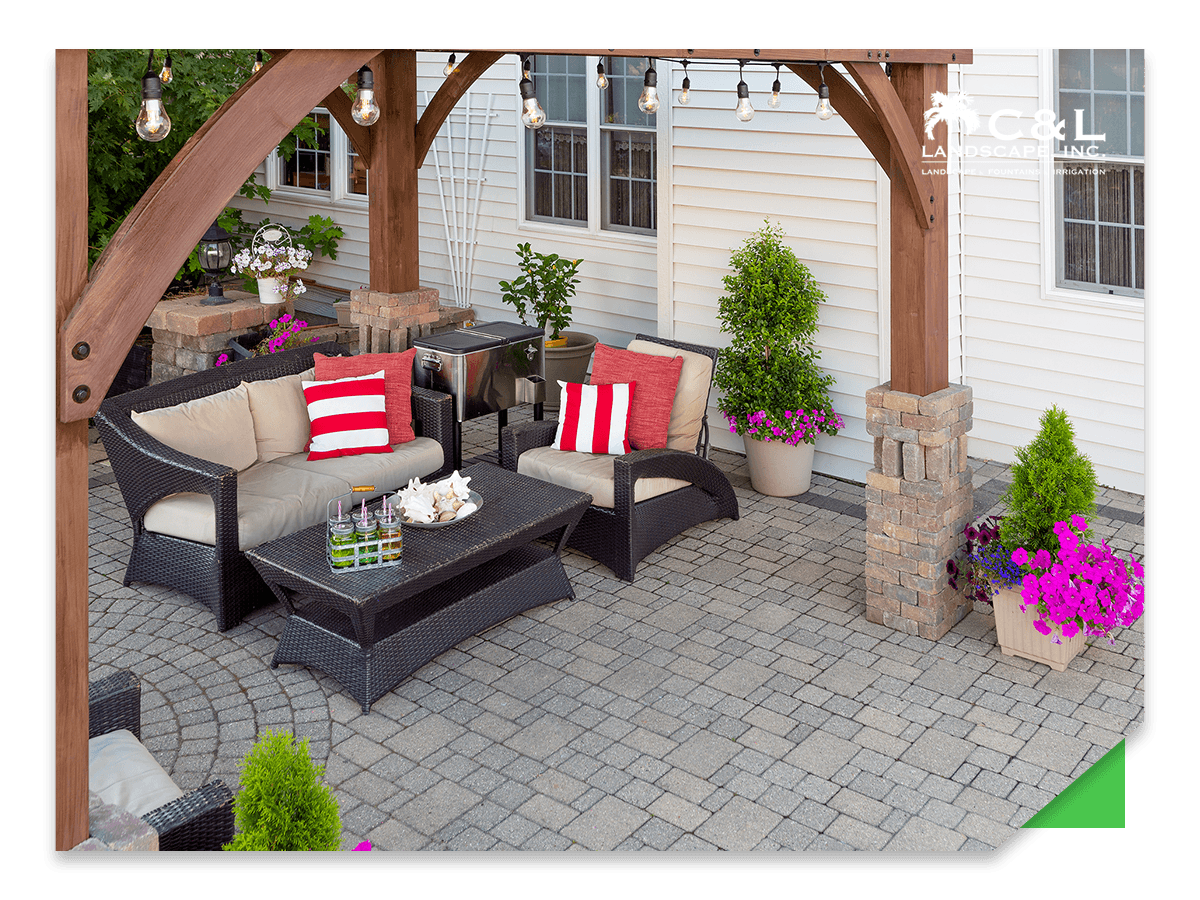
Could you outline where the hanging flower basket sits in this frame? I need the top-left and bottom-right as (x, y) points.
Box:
(231, 223), (312, 305)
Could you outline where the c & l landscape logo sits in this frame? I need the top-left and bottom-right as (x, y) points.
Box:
(920, 91), (1107, 175)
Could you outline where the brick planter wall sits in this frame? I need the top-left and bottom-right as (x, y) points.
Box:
(350, 287), (474, 353)
(864, 381), (974, 640)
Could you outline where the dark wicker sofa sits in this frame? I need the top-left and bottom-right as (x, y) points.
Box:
(89, 670), (235, 850)
(500, 334), (738, 581)
(95, 343), (455, 631)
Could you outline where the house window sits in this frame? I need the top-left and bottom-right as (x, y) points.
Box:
(1054, 50), (1144, 298)
(525, 55), (657, 235)
(279, 111), (331, 192)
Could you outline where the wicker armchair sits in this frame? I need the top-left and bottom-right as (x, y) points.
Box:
(89, 670), (234, 850)
(500, 334), (738, 581)
(95, 343), (456, 631)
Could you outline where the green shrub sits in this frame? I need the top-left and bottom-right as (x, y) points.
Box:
(713, 221), (842, 444)
(998, 406), (1099, 556)
(223, 729), (342, 851)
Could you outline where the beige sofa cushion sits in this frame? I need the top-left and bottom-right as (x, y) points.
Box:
(132, 383), (258, 472)
(90, 729), (184, 819)
(142, 437), (444, 550)
(243, 367), (315, 462)
(517, 445), (689, 509)
(625, 340), (713, 453)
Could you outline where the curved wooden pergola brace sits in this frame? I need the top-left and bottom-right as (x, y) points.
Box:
(323, 82), (375, 168)
(845, 61), (937, 230)
(415, 51), (506, 166)
(785, 63), (891, 171)
(60, 49), (383, 423)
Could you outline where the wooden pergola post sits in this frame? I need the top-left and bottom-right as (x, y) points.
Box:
(55, 47), (90, 851)
(367, 50), (420, 293)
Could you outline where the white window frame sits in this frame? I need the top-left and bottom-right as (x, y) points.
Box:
(266, 107), (370, 207)
(515, 56), (667, 247)
(1037, 49), (1144, 311)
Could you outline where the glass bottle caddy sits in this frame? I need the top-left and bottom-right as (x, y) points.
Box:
(326, 486), (403, 572)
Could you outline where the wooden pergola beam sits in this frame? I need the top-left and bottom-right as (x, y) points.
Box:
(786, 63), (891, 171)
(60, 49), (382, 424)
(481, 49), (970, 65)
(322, 83), (374, 168)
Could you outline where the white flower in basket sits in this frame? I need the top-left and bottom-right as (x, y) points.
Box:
(231, 223), (313, 304)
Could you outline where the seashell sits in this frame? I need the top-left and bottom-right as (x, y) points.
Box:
(437, 510), (456, 522)
(455, 502), (478, 518)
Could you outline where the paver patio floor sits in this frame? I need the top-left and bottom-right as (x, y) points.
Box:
(85, 407), (1144, 851)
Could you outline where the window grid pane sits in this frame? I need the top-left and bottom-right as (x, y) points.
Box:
(1058, 161), (1143, 295)
(529, 126), (587, 226)
(603, 129), (656, 233)
(1057, 49), (1143, 156)
(280, 112), (331, 191)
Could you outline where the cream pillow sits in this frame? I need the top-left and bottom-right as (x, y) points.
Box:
(243, 369), (314, 462)
(625, 340), (713, 453)
(132, 383), (258, 472)
(89, 729), (184, 819)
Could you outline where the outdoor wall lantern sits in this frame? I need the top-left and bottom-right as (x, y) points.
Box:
(135, 52), (172, 142)
(197, 220), (234, 305)
(351, 65), (381, 126)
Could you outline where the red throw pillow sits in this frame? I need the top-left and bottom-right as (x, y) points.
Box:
(552, 381), (634, 455)
(314, 348), (417, 445)
(590, 343), (684, 450)
(302, 371), (393, 461)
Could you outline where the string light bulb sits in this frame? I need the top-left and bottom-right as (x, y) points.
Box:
(768, 64), (782, 109)
(135, 52), (171, 142)
(518, 60), (546, 129)
(350, 65), (381, 126)
(638, 59), (660, 114)
(815, 62), (834, 121)
(443, 53), (457, 77)
(596, 61), (608, 90)
(735, 63), (754, 122)
(678, 60), (691, 105)
(252, 50), (264, 74)
(159, 52), (173, 86)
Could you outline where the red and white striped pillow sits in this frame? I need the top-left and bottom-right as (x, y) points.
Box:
(551, 381), (635, 455)
(302, 370), (393, 461)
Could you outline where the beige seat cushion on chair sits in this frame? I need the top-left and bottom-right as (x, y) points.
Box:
(131, 383), (259, 472)
(517, 445), (690, 509)
(625, 340), (713, 453)
(90, 729), (184, 819)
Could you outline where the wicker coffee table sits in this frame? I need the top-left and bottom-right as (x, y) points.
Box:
(245, 463), (591, 713)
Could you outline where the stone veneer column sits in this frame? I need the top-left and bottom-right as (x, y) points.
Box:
(350, 286), (447, 353)
(864, 381), (974, 639)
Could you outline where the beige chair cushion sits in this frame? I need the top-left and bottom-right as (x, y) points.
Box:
(625, 340), (713, 453)
(517, 445), (689, 509)
(142, 437), (444, 550)
(89, 729), (184, 819)
(243, 368), (315, 462)
(132, 383), (258, 472)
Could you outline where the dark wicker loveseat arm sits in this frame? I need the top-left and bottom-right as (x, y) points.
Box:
(88, 670), (235, 850)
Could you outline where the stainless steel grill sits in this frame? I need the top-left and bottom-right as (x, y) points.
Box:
(413, 321), (546, 468)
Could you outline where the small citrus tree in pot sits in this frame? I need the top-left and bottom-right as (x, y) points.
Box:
(714, 221), (844, 496)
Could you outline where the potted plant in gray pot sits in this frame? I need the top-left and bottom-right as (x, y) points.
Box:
(499, 242), (595, 409)
(714, 221), (844, 496)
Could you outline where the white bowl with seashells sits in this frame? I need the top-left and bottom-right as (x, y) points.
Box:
(391, 471), (483, 528)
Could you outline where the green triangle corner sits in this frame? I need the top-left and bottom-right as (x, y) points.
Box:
(1022, 739), (1125, 828)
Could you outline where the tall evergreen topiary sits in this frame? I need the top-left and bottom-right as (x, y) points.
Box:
(998, 406), (1098, 556)
(223, 729), (342, 851)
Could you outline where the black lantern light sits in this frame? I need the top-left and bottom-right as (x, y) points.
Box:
(197, 220), (234, 305)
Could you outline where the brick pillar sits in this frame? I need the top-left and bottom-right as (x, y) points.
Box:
(146, 290), (287, 382)
(864, 381), (974, 639)
(349, 286), (443, 353)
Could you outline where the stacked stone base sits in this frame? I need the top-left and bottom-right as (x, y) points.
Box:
(147, 289), (286, 383)
(864, 381), (974, 640)
(71, 791), (158, 851)
(349, 287), (474, 353)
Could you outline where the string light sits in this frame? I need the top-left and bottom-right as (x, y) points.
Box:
(596, 61), (608, 90)
(518, 56), (546, 129)
(815, 62), (834, 121)
(159, 52), (173, 86)
(252, 50), (264, 74)
(638, 59), (660, 114)
(351, 65), (380, 126)
(678, 60), (690, 105)
(735, 62), (754, 122)
(135, 51), (171, 142)
(443, 53), (457, 77)
(768, 64), (782, 109)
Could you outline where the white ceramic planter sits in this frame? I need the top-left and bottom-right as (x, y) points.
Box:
(992, 587), (1086, 672)
(742, 435), (816, 497)
(256, 277), (284, 305)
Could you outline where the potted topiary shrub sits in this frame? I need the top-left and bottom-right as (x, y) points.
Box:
(499, 242), (594, 410)
(223, 729), (343, 851)
(713, 221), (844, 496)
